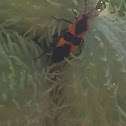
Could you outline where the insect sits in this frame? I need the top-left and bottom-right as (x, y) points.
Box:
(34, 0), (103, 63)
(51, 11), (89, 63)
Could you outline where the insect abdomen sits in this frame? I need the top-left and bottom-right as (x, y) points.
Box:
(52, 44), (71, 63)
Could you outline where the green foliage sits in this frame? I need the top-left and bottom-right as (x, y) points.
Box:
(63, 11), (126, 125)
(0, 27), (51, 124)
(110, 0), (126, 16)
(0, 0), (126, 126)
(98, 0), (126, 16)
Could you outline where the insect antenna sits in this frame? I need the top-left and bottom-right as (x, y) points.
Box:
(84, 0), (87, 12)
(83, 0), (96, 15)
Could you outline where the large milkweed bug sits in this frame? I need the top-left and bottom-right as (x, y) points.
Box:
(51, 11), (89, 63)
(34, 0), (104, 64)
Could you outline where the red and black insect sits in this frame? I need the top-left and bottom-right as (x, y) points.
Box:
(34, 12), (89, 63)
(34, 0), (102, 63)
(51, 12), (89, 63)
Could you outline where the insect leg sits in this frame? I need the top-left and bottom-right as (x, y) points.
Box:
(62, 44), (83, 67)
(34, 52), (46, 60)
(81, 38), (84, 44)
(77, 44), (82, 55)
(71, 9), (80, 19)
(51, 16), (73, 24)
